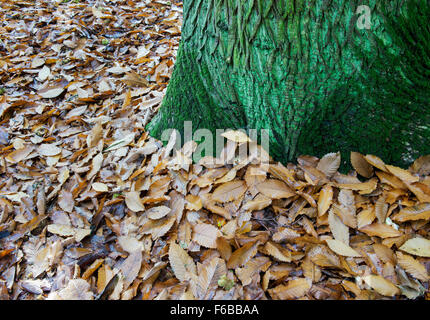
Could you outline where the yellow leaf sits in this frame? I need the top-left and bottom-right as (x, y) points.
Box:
(363, 275), (399, 297)
(5, 146), (34, 163)
(357, 208), (375, 229)
(326, 239), (361, 257)
(392, 203), (430, 222)
(385, 165), (419, 183)
(337, 178), (378, 193)
(359, 223), (403, 238)
(400, 237), (430, 257)
(242, 194), (272, 211)
(318, 184), (333, 216)
(185, 194), (203, 211)
(375, 171), (406, 189)
(364, 154), (387, 172)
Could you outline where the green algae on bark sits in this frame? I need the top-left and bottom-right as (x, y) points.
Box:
(148, 0), (430, 169)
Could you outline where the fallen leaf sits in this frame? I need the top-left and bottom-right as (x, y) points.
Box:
(212, 180), (247, 203)
(125, 191), (145, 212)
(363, 275), (399, 297)
(39, 86), (64, 99)
(227, 241), (258, 269)
(256, 179), (295, 199)
(400, 238), (430, 257)
(146, 206), (171, 219)
(317, 152), (340, 177)
(351, 152), (373, 178)
(92, 182), (108, 192)
(192, 223), (222, 249)
(221, 130), (251, 143)
(328, 210), (349, 245)
(38, 144), (62, 157)
(326, 239), (360, 257)
(168, 242), (196, 282)
(269, 278), (312, 299)
(396, 251), (429, 282)
(318, 184), (333, 216)
(359, 223), (403, 238)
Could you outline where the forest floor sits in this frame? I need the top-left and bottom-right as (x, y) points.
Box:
(0, 0), (429, 300)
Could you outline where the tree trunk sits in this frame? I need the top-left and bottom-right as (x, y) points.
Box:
(147, 0), (430, 168)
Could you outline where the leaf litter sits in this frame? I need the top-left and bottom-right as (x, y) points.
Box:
(0, 0), (429, 301)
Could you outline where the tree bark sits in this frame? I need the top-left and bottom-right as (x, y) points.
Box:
(148, 0), (430, 167)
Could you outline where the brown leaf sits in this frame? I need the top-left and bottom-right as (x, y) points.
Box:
(256, 179), (295, 199)
(396, 251), (429, 282)
(192, 223), (222, 249)
(328, 210), (349, 245)
(120, 251), (142, 289)
(326, 239), (361, 257)
(392, 203), (430, 222)
(375, 195), (388, 224)
(236, 257), (271, 286)
(241, 194), (272, 211)
(317, 152), (340, 177)
(146, 206), (171, 219)
(212, 180), (247, 203)
(168, 242), (196, 282)
(318, 184), (333, 216)
(58, 190), (74, 213)
(262, 241), (292, 262)
(140, 215), (176, 239)
(351, 152), (373, 178)
(269, 278), (312, 299)
(227, 241), (259, 269)
(47, 279), (93, 300)
(359, 223), (403, 238)
(190, 257), (225, 299)
(364, 154), (387, 172)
